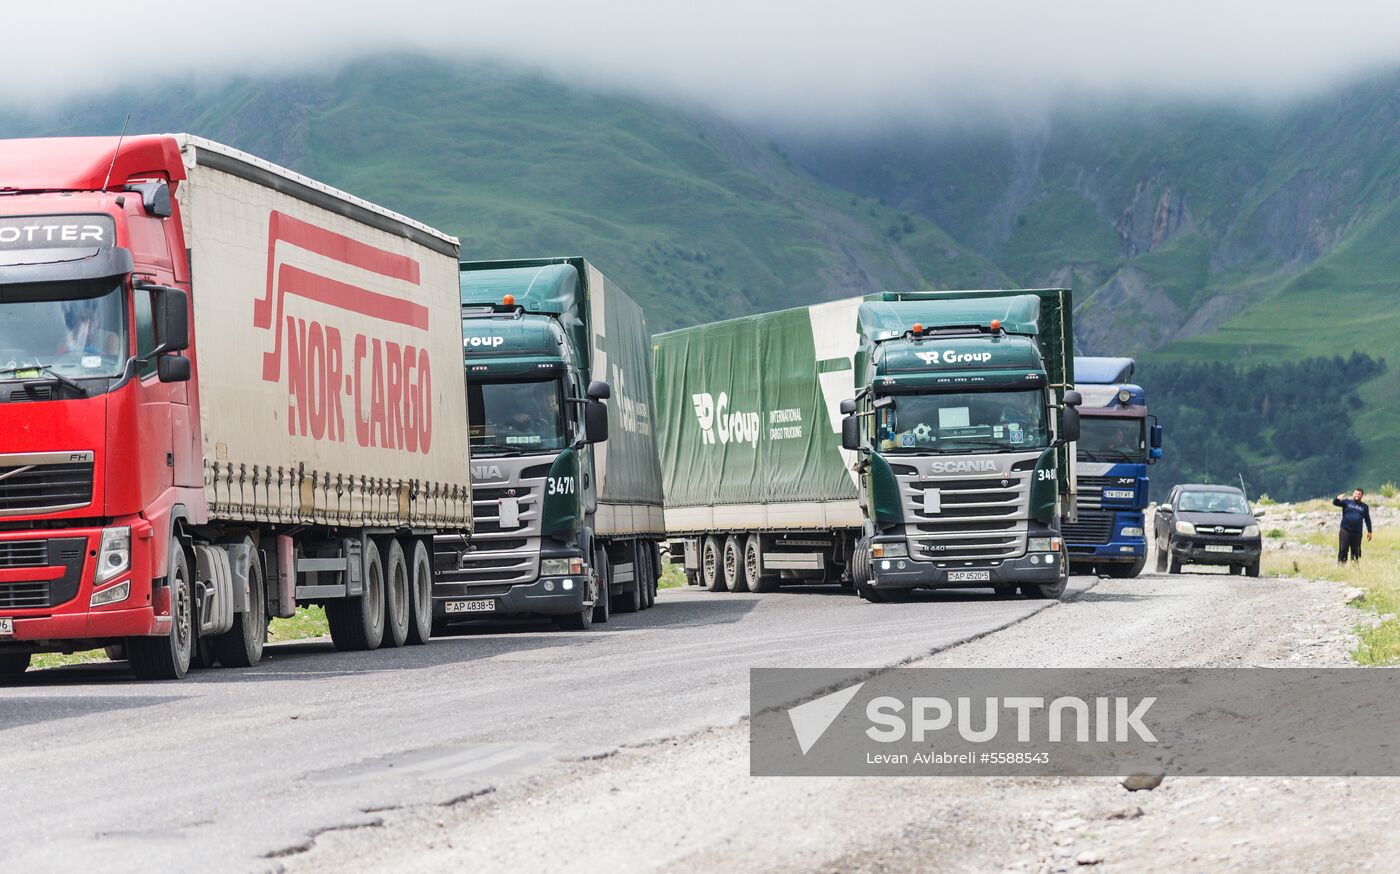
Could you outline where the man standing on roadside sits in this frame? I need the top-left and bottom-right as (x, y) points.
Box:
(1334, 488), (1373, 564)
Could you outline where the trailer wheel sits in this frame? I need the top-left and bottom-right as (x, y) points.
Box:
(129, 542), (194, 680)
(701, 536), (724, 592)
(326, 542), (385, 651)
(212, 549), (268, 668)
(379, 538), (410, 649)
(639, 544), (655, 609)
(745, 536), (778, 593)
(405, 539), (434, 645)
(0, 653), (30, 677)
(722, 535), (747, 592)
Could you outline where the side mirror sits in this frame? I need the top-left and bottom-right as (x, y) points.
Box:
(1253, 508), (1265, 518)
(1158, 505), (1174, 516)
(1062, 389), (1083, 407)
(839, 398), (856, 415)
(584, 399), (609, 444)
(1060, 406), (1080, 443)
(154, 287), (190, 353)
(586, 380), (611, 401)
(841, 415), (860, 451)
(1150, 424), (1163, 449)
(157, 355), (191, 383)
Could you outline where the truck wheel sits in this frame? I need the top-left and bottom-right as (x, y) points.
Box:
(326, 542), (385, 651)
(852, 539), (887, 603)
(701, 536), (724, 592)
(129, 542), (195, 680)
(405, 539), (434, 645)
(1103, 556), (1147, 579)
(614, 545), (643, 614)
(379, 538), (410, 649)
(212, 550), (268, 668)
(723, 535), (747, 592)
(0, 653), (30, 677)
(684, 569), (699, 587)
(744, 536), (778, 593)
(1021, 578), (1067, 599)
(639, 545), (655, 609)
(1245, 561), (1261, 578)
(591, 551), (611, 624)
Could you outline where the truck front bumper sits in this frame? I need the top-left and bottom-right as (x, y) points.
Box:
(867, 550), (1065, 590)
(433, 573), (591, 619)
(1069, 539), (1146, 564)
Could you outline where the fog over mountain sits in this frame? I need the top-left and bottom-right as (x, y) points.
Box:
(7, 1), (1400, 126)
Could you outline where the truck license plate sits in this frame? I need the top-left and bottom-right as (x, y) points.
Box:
(948, 570), (990, 582)
(445, 599), (496, 614)
(0, 617), (12, 637)
(1205, 544), (1234, 554)
(1103, 489), (1134, 499)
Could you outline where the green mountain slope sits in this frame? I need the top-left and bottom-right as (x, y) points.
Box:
(0, 56), (1003, 331)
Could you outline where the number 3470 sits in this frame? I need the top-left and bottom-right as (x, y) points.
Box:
(547, 477), (576, 495)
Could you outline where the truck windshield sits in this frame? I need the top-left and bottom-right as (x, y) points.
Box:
(0, 279), (127, 378)
(468, 379), (567, 455)
(876, 388), (1048, 453)
(1076, 417), (1146, 462)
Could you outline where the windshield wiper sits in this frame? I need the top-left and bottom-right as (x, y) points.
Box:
(470, 442), (525, 456)
(0, 363), (86, 396)
(938, 440), (1022, 453)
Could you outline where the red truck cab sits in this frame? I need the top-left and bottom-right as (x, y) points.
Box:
(0, 136), (201, 675)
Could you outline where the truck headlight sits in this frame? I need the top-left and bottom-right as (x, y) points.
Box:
(1243, 524), (1260, 538)
(90, 580), (130, 607)
(541, 557), (584, 576)
(95, 526), (131, 584)
(1121, 527), (1144, 538)
(871, 542), (908, 558)
(1028, 537), (1061, 552)
(1175, 520), (1196, 536)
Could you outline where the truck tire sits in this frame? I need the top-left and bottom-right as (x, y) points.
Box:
(0, 653), (30, 677)
(405, 539), (434, 645)
(701, 536), (724, 592)
(852, 539), (889, 603)
(723, 535), (747, 592)
(104, 644), (127, 662)
(593, 551), (612, 623)
(744, 536), (779, 593)
(326, 542), (385, 651)
(1103, 556), (1147, 579)
(640, 545), (656, 609)
(129, 542), (195, 680)
(560, 552), (606, 631)
(379, 538), (410, 649)
(1021, 558), (1068, 599)
(212, 550), (268, 668)
(614, 544), (643, 614)
(684, 569), (699, 587)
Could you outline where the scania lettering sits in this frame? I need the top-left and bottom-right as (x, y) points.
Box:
(434, 258), (665, 630)
(654, 289), (1078, 600)
(0, 134), (472, 679)
(1063, 357), (1163, 578)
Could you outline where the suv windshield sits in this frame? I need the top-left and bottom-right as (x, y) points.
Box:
(1178, 491), (1249, 514)
(876, 388), (1049, 453)
(0, 278), (127, 378)
(468, 379), (567, 454)
(1077, 417), (1146, 462)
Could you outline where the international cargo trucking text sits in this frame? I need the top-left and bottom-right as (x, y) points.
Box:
(654, 289), (1081, 601)
(1064, 356), (1163, 578)
(0, 134), (472, 679)
(433, 259), (664, 630)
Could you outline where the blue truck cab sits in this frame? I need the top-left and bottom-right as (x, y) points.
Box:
(1064, 357), (1163, 578)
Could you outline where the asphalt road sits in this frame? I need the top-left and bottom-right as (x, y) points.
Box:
(0, 577), (1094, 873)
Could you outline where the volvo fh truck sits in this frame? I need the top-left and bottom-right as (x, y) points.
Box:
(1064, 356), (1162, 578)
(0, 134), (472, 679)
(654, 289), (1079, 602)
(433, 259), (665, 631)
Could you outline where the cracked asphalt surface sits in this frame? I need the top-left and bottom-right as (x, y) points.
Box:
(0, 578), (1094, 872)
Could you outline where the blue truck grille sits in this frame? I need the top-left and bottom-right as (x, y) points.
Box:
(1063, 510), (1115, 546)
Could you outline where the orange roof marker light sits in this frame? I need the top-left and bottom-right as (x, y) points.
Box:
(990, 319), (1002, 331)
(503, 294), (515, 307)
(912, 323), (923, 334)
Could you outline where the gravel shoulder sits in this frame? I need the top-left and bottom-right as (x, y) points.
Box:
(291, 570), (1383, 873)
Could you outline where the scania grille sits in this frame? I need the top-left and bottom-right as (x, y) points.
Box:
(898, 468), (1030, 560)
(1063, 510), (1115, 546)
(0, 459), (94, 515)
(439, 461), (548, 586)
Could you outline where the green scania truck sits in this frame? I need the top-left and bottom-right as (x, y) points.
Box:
(432, 259), (665, 630)
(653, 289), (1080, 601)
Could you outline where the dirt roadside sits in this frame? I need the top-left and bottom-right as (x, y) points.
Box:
(286, 572), (1389, 874)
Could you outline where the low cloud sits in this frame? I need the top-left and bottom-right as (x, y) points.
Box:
(7, 1), (1400, 124)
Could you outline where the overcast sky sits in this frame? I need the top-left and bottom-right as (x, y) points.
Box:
(8, 1), (1400, 124)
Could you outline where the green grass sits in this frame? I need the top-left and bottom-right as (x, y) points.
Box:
(1263, 502), (1400, 664)
(659, 562), (688, 589)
